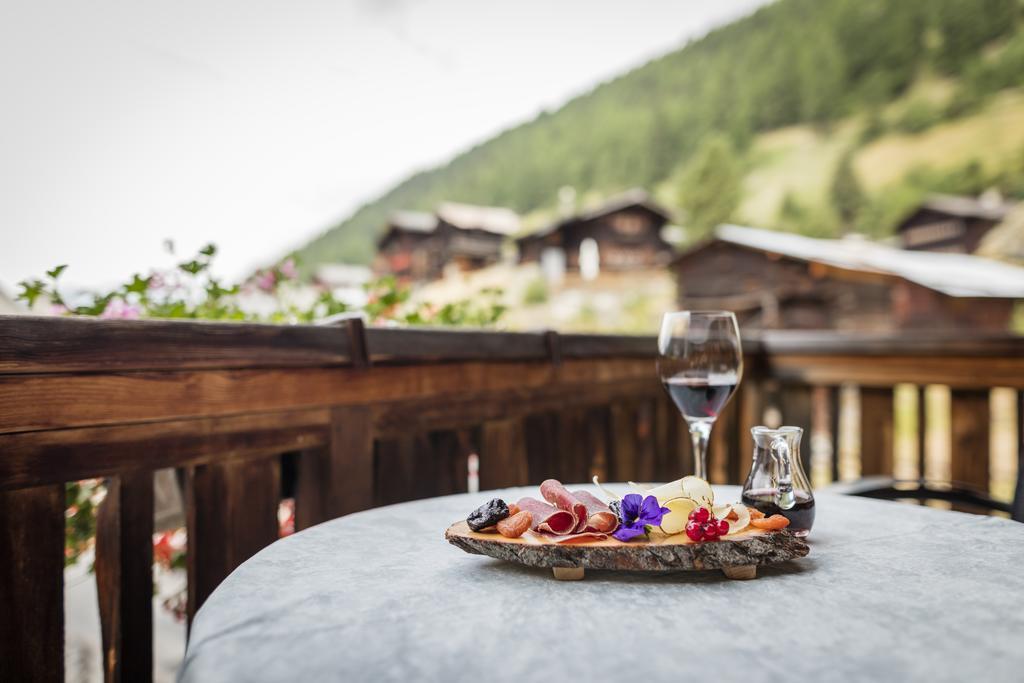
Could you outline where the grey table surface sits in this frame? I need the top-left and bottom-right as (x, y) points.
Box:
(180, 485), (1024, 683)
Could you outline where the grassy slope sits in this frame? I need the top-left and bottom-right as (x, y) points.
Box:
(722, 86), (1024, 229)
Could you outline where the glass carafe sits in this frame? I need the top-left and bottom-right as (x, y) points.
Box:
(741, 426), (815, 537)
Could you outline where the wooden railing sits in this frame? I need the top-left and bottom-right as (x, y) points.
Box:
(0, 316), (1021, 682)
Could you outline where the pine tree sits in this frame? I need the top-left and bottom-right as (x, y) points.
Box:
(831, 151), (866, 234)
(677, 136), (743, 238)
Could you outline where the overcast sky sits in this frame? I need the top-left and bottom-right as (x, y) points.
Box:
(0, 0), (769, 294)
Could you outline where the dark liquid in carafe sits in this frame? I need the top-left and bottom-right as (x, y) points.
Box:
(741, 489), (815, 534)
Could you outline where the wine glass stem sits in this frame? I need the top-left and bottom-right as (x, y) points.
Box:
(689, 421), (713, 480)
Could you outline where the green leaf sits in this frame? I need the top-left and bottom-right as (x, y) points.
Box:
(46, 265), (68, 280)
(199, 243), (217, 257)
(16, 279), (47, 307)
(124, 273), (152, 295)
(178, 259), (205, 275)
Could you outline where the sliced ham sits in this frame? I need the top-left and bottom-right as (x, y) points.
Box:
(516, 497), (576, 535)
(551, 532), (608, 544)
(540, 479), (589, 533)
(572, 490), (619, 533)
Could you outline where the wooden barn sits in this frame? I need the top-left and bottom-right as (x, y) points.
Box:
(671, 224), (1024, 332)
(375, 210), (438, 281)
(375, 203), (519, 281)
(517, 189), (675, 273)
(896, 192), (1016, 254)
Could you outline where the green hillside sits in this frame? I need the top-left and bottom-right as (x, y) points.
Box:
(296, 0), (1024, 268)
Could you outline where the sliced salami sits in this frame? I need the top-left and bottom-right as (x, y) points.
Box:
(540, 479), (589, 533)
(572, 490), (619, 533)
(516, 497), (576, 535)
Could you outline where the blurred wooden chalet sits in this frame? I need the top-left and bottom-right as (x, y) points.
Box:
(517, 189), (675, 274)
(375, 210), (438, 281)
(897, 192), (1016, 254)
(375, 203), (519, 281)
(671, 224), (1024, 331)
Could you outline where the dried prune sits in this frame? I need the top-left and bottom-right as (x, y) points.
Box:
(467, 498), (510, 531)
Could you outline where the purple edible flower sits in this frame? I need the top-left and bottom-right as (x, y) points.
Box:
(612, 493), (671, 542)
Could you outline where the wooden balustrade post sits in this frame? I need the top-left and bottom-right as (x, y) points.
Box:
(523, 413), (560, 483)
(297, 405), (375, 527)
(708, 392), (739, 484)
(0, 484), (64, 683)
(829, 386), (842, 483)
(95, 470), (154, 683)
(917, 386), (928, 482)
(950, 389), (991, 493)
(1014, 391), (1023, 522)
(859, 387), (894, 478)
(479, 419), (529, 489)
(609, 402), (639, 483)
(186, 456), (281, 626)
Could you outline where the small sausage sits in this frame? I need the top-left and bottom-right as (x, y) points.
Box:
(750, 514), (790, 530)
(507, 503), (520, 516)
(748, 507), (766, 520)
(497, 511), (533, 538)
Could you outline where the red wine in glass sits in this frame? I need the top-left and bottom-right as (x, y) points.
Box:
(657, 311), (743, 481)
(663, 374), (739, 422)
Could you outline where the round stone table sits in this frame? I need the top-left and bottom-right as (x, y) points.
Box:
(180, 485), (1024, 683)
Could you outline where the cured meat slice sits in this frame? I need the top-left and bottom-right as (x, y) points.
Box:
(551, 532), (607, 544)
(572, 490), (619, 533)
(540, 479), (588, 533)
(516, 497), (576, 535)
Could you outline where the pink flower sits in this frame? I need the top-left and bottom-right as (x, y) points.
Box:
(279, 259), (297, 280)
(255, 270), (276, 293)
(50, 303), (68, 316)
(148, 271), (166, 291)
(100, 299), (141, 319)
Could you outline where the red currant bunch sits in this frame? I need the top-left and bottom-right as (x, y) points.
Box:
(684, 506), (729, 542)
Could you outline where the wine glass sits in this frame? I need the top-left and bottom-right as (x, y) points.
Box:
(657, 311), (743, 481)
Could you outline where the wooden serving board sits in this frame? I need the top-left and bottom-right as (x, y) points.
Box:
(445, 521), (809, 580)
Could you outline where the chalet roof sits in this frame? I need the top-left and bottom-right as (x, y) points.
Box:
(708, 224), (1024, 299)
(436, 202), (520, 236)
(898, 192), (1016, 228)
(519, 188), (672, 241)
(388, 210), (437, 233)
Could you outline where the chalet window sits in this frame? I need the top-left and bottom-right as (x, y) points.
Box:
(610, 213), (645, 235)
(903, 219), (964, 247)
(580, 238), (600, 280)
(541, 247), (566, 286)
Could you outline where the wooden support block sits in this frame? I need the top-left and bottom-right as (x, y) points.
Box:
(0, 484), (64, 683)
(552, 566), (585, 581)
(722, 565), (757, 580)
(95, 471), (154, 683)
(950, 389), (990, 492)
